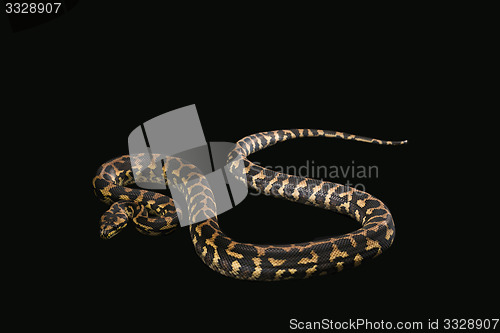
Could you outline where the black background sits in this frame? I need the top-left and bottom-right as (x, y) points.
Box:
(2, 3), (498, 331)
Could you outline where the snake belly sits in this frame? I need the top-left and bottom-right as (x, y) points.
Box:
(93, 129), (406, 281)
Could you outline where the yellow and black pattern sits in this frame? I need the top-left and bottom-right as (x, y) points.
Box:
(92, 154), (182, 239)
(92, 129), (406, 281)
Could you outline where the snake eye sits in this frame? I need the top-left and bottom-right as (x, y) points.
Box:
(99, 228), (115, 240)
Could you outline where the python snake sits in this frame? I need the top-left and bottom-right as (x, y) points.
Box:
(92, 129), (406, 281)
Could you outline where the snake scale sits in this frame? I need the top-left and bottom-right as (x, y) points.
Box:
(92, 129), (406, 281)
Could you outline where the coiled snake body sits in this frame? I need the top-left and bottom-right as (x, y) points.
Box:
(93, 129), (406, 281)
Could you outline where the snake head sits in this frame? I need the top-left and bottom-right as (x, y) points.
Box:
(99, 203), (129, 239)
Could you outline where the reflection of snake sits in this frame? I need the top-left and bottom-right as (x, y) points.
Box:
(93, 129), (406, 281)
